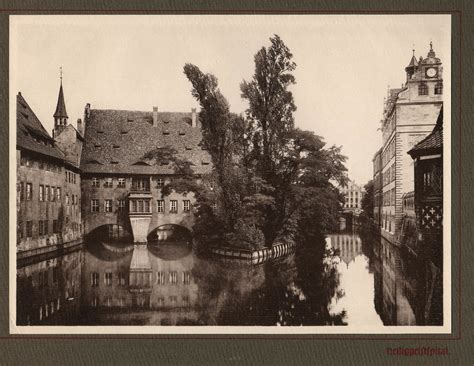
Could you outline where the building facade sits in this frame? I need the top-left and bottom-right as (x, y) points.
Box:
(79, 105), (211, 243)
(373, 43), (443, 243)
(373, 148), (383, 226)
(408, 107), (443, 267)
(341, 180), (364, 212)
(16, 86), (83, 256)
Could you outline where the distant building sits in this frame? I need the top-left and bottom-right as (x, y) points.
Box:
(79, 105), (211, 243)
(16, 81), (82, 255)
(341, 180), (364, 212)
(372, 148), (383, 226)
(373, 43), (443, 243)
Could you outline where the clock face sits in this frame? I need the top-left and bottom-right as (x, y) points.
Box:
(426, 67), (437, 78)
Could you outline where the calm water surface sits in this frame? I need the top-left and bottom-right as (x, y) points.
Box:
(17, 226), (443, 326)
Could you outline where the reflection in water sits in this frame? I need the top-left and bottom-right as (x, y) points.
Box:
(16, 226), (442, 326)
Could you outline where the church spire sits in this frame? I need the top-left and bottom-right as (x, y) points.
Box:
(405, 48), (418, 82)
(53, 67), (68, 138)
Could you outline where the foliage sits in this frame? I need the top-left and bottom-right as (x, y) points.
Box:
(177, 35), (348, 250)
(361, 180), (374, 218)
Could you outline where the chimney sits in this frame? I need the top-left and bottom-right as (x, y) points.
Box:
(191, 108), (197, 128)
(153, 106), (158, 127)
(77, 118), (83, 135)
(84, 103), (91, 119)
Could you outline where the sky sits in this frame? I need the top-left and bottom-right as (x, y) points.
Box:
(10, 15), (450, 185)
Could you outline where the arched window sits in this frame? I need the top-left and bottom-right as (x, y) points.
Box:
(434, 81), (443, 95)
(418, 83), (428, 95)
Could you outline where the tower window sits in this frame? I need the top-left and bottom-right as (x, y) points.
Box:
(418, 83), (428, 96)
(434, 81), (443, 95)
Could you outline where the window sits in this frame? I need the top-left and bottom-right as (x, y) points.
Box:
(26, 183), (32, 200)
(26, 221), (33, 237)
(19, 182), (24, 201)
(45, 185), (50, 201)
(104, 178), (113, 188)
(144, 200), (150, 213)
(92, 178), (100, 187)
(117, 178), (126, 188)
(91, 272), (99, 287)
(38, 220), (44, 236)
(39, 185), (44, 201)
(118, 272), (126, 286)
(182, 296), (190, 307)
(418, 83), (428, 95)
(183, 271), (191, 285)
(73, 173), (76, 184)
(434, 81), (443, 95)
(104, 199), (113, 213)
(157, 178), (164, 188)
(53, 220), (59, 234)
(65, 171), (68, 182)
(50, 186), (55, 202)
(56, 187), (61, 201)
(118, 200), (126, 212)
(105, 272), (113, 286)
(130, 200), (136, 212)
(169, 271), (178, 285)
(156, 271), (166, 285)
(157, 200), (165, 213)
(132, 177), (150, 191)
(157, 297), (165, 307)
(183, 200), (191, 213)
(170, 200), (178, 213)
(91, 199), (99, 212)
(169, 296), (177, 307)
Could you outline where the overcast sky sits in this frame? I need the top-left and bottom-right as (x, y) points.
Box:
(11, 15), (450, 185)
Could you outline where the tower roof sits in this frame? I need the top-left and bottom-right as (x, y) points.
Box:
(406, 54), (418, 68)
(421, 41), (441, 65)
(53, 83), (68, 118)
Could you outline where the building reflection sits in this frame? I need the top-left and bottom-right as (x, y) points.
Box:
(372, 235), (442, 325)
(81, 241), (198, 325)
(16, 250), (82, 325)
(327, 232), (362, 268)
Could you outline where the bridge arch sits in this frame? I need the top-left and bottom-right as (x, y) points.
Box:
(147, 224), (192, 244)
(86, 224), (133, 243)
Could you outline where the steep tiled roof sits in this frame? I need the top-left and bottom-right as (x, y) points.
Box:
(53, 84), (68, 118)
(17, 92), (66, 161)
(409, 107), (443, 157)
(80, 108), (212, 175)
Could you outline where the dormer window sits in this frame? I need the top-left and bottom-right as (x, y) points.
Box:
(94, 144), (102, 149)
(97, 130), (104, 134)
(121, 131), (128, 134)
(434, 81), (443, 95)
(418, 83), (428, 96)
(179, 131), (186, 136)
(127, 117), (133, 122)
(163, 131), (170, 136)
(111, 161), (119, 164)
(113, 145), (120, 149)
(185, 146), (193, 150)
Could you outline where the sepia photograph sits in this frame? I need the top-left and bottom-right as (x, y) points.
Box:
(9, 14), (451, 334)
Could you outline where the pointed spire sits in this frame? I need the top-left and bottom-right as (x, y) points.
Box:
(406, 48), (418, 68)
(54, 67), (68, 119)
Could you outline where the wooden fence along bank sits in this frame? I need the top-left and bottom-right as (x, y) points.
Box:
(209, 242), (296, 265)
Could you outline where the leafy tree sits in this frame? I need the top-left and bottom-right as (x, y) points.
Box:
(361, 180), (374, 218)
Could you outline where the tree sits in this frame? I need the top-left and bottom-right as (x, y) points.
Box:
(180, 35), (348, 250)
(361, 180), (374, 218)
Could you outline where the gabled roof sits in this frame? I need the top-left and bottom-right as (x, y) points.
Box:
(53, 84), (68, 118)
(17, 92), (66, 161)
(80, 108), (212, 175)
(408, 106), (443, 158)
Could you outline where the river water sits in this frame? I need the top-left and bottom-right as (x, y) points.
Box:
(16, 226), (443, 326)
